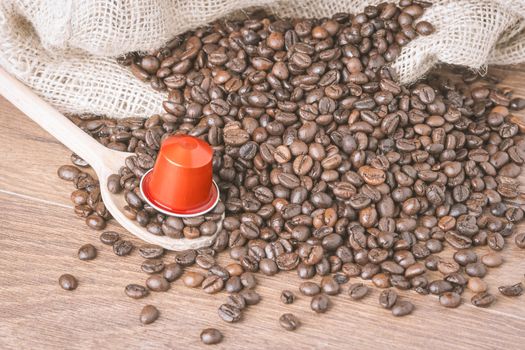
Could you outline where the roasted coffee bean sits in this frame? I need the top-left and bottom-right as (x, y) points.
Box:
(321, 276), (340, 295)
(281, 290), (295, 304)
(175, 250), (197, 266)
(140, 305), (159, 325)
(300, 281), (321, 296)
(218, 304), (241, 323)
(183, 272), (205, 288)
(78, 244), (97, 261)
(113, 240), (133, 256)
(467, 277), (487, 293)
(125, 284), (149, 299)
(139, 245), (164, 259)
(465, 262), (487, 278)
(240, 272), (257, 289)
(348, 283), (369, 300)
(392, 300), (414, 316)
(202, 275), (224, 294)
(86, 214), (106, 230)
(141, 259), (165, 274)
(58, 274), (78, 291)
(498, 283), (523, 297)
(279, 313), (300, 331)
(310, 294), (330, 313)
(163, 263), (183, 282)
(200, 328), (223, 345)
(100, 231), (119, 245)
(227, 293), (246, 310)
(481, 253), (503, 267)
(515, 232), (525, 249)
(240, 289), (261, 305)
(439, 292), (461, 308)
(471, 292), (495, 307)
(379, 289), (398, 309)
(146, 275), (170, 292)
(57, 165), (80, 181)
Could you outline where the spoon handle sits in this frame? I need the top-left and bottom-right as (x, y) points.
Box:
(0, 68), (109, 171)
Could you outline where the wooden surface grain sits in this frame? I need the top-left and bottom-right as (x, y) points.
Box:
(1, 65), (525, 350)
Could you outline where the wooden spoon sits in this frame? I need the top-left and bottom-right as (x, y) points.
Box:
(0, 68), (221, 250)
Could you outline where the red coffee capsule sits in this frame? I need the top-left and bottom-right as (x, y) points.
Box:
(140, 135), (219, 217)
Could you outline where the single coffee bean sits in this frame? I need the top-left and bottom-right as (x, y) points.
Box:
(471, 292), (495, 307)
(348, 283), (369, 300)
(140, 305), (159, 325)
(146, 275), (170, 292)
(202, 275), (224, 294)
(240, 272), (257, 289)
(391, 300), (414, 316)
(163, 263), (183, 282)
(321, 276), (340, 295)
(281, 290), (295, 304)
(498, 283), (523, 297)
(125, 284), (149, 299)
(182, 272), (205, 288)
(467, 277), (488, 293)
(57, 165), (80, 181)
(481, 253), (503, 267)
(113, 240), (133, 256)
(58, 274), (78, 291)
(310, 294), (330, 313)
(218, 304), (241, 323)
(465, 262), (487, 278)
(227, 293), (246, 310)
(439, 292), (461, 308)
(279, 313), (300, 331)
(240, 289), (261, 305)
(141, 259), (165, 274)
(78, 244), (97, 261)
(100, 231), (119, 245)
(139, 245), (164, 259)
(86, 214), (106, 230)
(225, 276), (243, 293)
(299, 281), (321, 296)
(200, 328), (223, 345)
(515, 232), (525, 249)
(379, 289), (398, 309)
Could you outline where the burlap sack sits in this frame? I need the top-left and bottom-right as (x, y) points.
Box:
(0, 0), (524, 119)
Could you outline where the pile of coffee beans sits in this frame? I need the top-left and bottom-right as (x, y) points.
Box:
(55, 2), (525, 345)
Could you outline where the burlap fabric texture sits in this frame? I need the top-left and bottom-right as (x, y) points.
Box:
(0, 0), (524, 119)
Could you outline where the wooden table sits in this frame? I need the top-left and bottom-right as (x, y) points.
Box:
(1, 65), (524, 350)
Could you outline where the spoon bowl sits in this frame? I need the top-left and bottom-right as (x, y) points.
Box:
(0, 68), (222, 250)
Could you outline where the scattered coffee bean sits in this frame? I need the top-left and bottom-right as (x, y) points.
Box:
(146, 275), (170, 292)
(113, 240), (133, 256)
(281, 290), (295, 304)
(139, 245), (164, 259)
(100, 231), (119, 245)
(78, 244), (97, 261)
(471, 292), (496, 307)
(279, 313), (300, 331)
(348, 283), (369, 300)
(310, 294), (330, 313)
(59, 274), (78, 291)
(379, 289), (398, 309)
(182, 272), (205, 288)
(218, 303), (241, 323)
(439, 292), (461, 308)
(200, 328), (223, 345)
(299, 282), (321, 296)
(140, 305), (159, 325)
(163, 263), (183, 282)
(125, 284), (149, 299)
(498, 283), (523, 297)
(391, 300), (414, 317)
